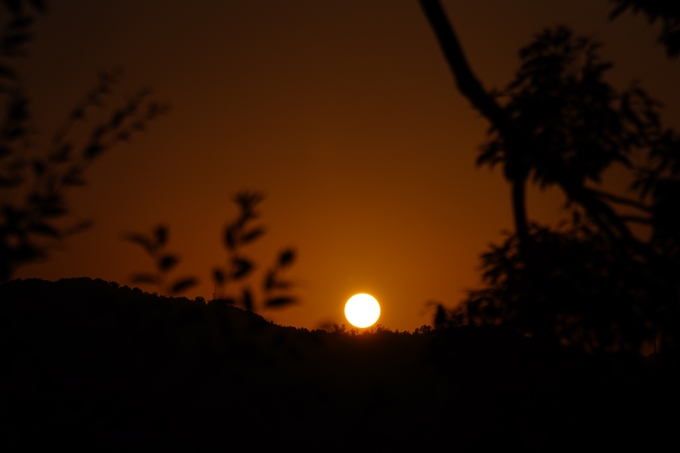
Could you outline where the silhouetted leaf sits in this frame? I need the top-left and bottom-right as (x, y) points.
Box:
(29, 221), (59, 238)
(109, 110), (125, 128)
(130, 273), (160, 285)
(232, 257), (253, 279)
(8, 16), (33, 30)
(154, 225), (168, 247)
(83, 143), (105, 159)
(264, 270), (292, 290)
(157, 254), (178, 272)
(2, 0), (21, 14)
(170, 277), (197, 294)
(26, 192), (42, 206)
(70, 108), (84, 120)
(122, 232), (155, 254)
(242, 288), (253, 312)
(91, 125), (107, 139)
(48, 143), (72, 163)
(241, 227), (264, 244)
(7, 126), (25, 139)
(30, 159), (45, 176)
(64, 220), (93, 236)
(264, 270), (275, 290)
(234, 191), (264, 216)
(29, 0), (46, 12)
(224, 224), (237, 251)
(147, 103), (161, 119)
(6, 158), (25, 171)
(273, 279), (292, 290)
(213, 268), (225, 284)
(0, 64), (14, 79)
(266, 296), (295, 309)
(278, 248), (295, 267)
(2, 33), (31, 49)
(39, 205), (67, 218)
(61, 166), (85, 186)
(0, 174), (23, 187)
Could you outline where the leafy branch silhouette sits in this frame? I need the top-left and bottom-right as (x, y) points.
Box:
(0, 1), (167, 282)
(124, 191), (297, 312)
(121, 225), (197, 295)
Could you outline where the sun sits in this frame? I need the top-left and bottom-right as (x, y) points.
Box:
(344, 293), (381, 328)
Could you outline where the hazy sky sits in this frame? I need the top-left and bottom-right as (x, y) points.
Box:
(13, 0), (680, 331)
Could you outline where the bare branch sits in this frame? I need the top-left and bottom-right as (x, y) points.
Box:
(587, 187), (652, 212)
(418, 0), (508, 130)
(620, 215), (652, 224)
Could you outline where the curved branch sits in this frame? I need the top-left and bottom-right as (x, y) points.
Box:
(587, 187), (651, 212)
(419, 0), (530, 245)
(418, 0), (509, 131)
(620, 215), (651, 224)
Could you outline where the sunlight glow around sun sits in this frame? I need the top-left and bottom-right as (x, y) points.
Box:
(344, 294), (381, 328)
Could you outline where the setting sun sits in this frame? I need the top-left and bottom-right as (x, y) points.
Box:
(344, 294), (381, 328)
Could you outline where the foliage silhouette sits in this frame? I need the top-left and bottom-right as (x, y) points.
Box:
(608, 0), (680, 57)
(125, 191), (297, 312)
(447, 224), (663, 353)
(420, 0), (680, 353)
(481, 27), (663, 246)
(216, 191), (297, 311)
(0, 2), (167, 282)
(122, 224), (198, 296)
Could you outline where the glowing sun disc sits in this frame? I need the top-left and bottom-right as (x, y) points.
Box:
(345, 293), (380, 328)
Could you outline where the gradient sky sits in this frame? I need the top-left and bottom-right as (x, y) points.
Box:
(13, 0), (680, 331)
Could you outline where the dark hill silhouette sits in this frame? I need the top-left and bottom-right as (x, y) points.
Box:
(2, 277), (678, 450)
(0, 278), (445, 450)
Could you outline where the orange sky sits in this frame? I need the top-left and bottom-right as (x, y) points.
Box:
(13, 0), (680, 331)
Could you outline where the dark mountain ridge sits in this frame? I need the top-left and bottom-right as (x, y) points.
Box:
(1, 278), (677, 451)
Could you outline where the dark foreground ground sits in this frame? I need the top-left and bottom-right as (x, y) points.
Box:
(1, 278), (678, 451)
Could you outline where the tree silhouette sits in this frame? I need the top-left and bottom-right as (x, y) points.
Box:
(420, 0), (680, 353)
(0, 1), (167, 282)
